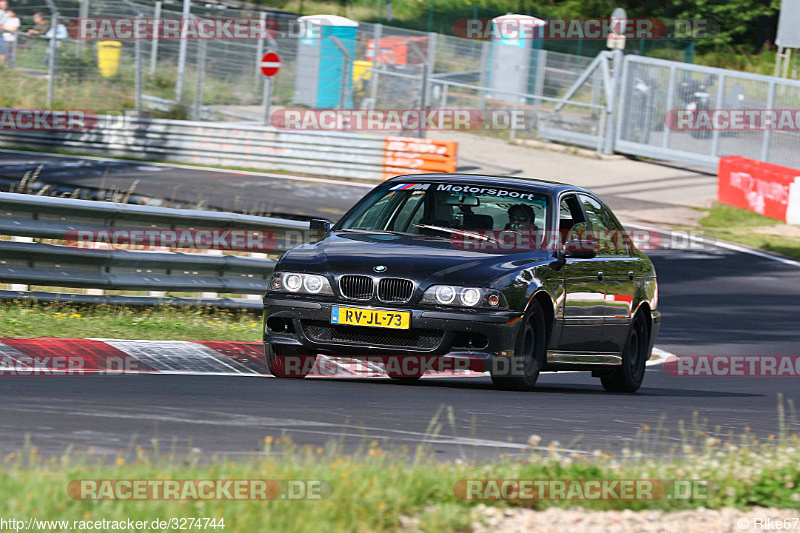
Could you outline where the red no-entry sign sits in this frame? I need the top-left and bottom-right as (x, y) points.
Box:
(260, 52), (281, 77)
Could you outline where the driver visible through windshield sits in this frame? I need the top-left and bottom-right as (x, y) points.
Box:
(337, 183), (549, 242)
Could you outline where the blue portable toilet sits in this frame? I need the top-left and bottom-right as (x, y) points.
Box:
(487, 14), (546, 101)
(294, 15), (359, 109)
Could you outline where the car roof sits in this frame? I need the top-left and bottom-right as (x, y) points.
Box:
(384, 173), (594, 197)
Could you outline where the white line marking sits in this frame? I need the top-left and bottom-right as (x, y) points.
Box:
(629, 222), (800, 267)
(648, 347), (673, 367)
(95, 339), (246, 374)
(260, 62), (281, 68)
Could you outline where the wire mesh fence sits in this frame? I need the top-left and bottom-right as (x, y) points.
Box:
(2, 0), (604, 135)
(616, 55), (800, 169)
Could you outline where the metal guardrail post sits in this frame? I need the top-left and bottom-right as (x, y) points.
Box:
(477, 41), (490, 113)
(122, 0), (144, 112)
(368, 23), (382, 109)
(194, 38), (206, 120)
(44, 0), (59, 109)
(761, 80), (776, 162)
(134, 18), (143, 112)
(533, 49), (546, 120)
(254, 12), (266, 93)
(710, 73), (725, 158)
(150, 1), (162, 75)
(262, 71), (273, 126)
(407, 40), (427, 138)
(47, 12), (58, 108)
(77, 0), (89, 56)
(509, 97), (519, 142)
(603, 49), (624, 155)
(175, 0), (191, 103)
(662, 65), (676, 149)
(596, 109), (607, 155)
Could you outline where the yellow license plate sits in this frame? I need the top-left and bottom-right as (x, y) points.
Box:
(331, 306), (410, 329)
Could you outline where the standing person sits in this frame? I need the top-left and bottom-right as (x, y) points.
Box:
(0, 7), (20, 67)
(26, 12), (50, 37)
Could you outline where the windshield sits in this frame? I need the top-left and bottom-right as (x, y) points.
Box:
(336, 182), (549, 235)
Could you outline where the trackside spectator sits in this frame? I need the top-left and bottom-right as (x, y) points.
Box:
(42, 21), (67, 66)
(26, 12), (49, 37)
(0, 7), (20, 67)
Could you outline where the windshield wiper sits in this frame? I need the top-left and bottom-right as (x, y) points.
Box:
(412, 224), (501, 244)
(338, 228), (410, 236)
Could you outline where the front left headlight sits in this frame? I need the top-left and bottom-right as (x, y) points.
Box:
(420, 285), (507, 309)
(270, 272), (333, 296)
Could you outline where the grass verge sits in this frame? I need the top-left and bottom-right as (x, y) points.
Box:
(1, 416), (799, 532)
(0, 302), (261, 341)
(696, 203), (800, 260)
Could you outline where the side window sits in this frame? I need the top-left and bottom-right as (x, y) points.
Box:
(559, 194), (585, 244)
(578, 195), (628, 255)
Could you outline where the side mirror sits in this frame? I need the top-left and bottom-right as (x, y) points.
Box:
(309, 218), (332, 236)
(564, 239), (598, 259)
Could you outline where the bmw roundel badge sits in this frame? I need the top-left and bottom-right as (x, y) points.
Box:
(373, 265), (387, 273)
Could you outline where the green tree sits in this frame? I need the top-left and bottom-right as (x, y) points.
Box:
(672, 0), (781, 47)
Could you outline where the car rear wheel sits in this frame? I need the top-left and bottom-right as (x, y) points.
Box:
(490, 300), (546, 391)
(601, 313), (649, 393)
(265, 344), (316, 378)
(387, 374), (422, 383)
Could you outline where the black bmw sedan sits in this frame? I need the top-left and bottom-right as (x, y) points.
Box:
(263, 174), (660, 392)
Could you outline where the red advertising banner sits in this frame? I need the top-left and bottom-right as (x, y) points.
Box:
(717, 156), (800, 223)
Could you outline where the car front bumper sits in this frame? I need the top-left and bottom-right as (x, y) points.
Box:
(263, 295), (522, 371)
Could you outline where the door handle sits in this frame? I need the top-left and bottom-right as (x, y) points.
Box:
(597, 271), (604, 281)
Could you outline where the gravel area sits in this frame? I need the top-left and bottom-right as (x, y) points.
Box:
(469, 506), (800, 533)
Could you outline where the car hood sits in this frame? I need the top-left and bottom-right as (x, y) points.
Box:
(279, 232), (550, 287)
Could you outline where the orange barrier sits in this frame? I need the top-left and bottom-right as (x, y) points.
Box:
(381, 136), (458, 180)
(366, 36), (429, 66)
(718, 156), (800, 224)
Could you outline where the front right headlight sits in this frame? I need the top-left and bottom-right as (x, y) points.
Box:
(270, 272), (333, 296)
(420, 285), (507, 309)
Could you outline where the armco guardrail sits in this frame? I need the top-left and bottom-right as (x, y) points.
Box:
(0, 117), (457, 181)
(0, 192), (312, 307)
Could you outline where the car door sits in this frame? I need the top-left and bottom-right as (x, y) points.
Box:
(577, 194), (638, 353)
(556, 193), (607, 352)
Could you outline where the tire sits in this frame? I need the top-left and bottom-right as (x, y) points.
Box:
(387, 374), (422, 383)
(265, 344), (316, 378)
(386, 358), (424, 382)
(490, 300), (547, 391)
(601, 313), (649, 393)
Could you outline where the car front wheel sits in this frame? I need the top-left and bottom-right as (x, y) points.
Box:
(600, 313), (649, 393)
(490, 300), (546, 391)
